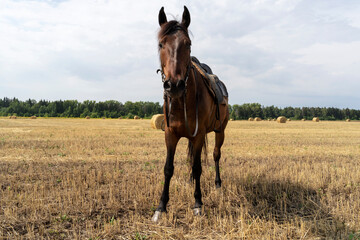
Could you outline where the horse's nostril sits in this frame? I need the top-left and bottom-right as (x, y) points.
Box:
(163, 80), (171, 90)
(177, 80), (185, 90)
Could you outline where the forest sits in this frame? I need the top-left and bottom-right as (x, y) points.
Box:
(1, 97), (359, 120)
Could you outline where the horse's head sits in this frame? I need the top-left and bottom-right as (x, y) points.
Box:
(158, 6), (191, 99)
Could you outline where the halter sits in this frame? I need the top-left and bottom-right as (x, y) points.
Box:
(157, 62), (199, 137)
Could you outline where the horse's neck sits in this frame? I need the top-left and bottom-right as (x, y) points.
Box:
(187, 66), (200, 98)
(166, 66), (202, 115)
(167, 69), (198, 114)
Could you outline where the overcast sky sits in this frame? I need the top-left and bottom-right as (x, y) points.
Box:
(1, 0), (360, 108)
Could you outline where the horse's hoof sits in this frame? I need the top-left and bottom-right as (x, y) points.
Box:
(193, 207), (202, 216)
(215, 183), (221, 189)
(151, 211), (162, 223)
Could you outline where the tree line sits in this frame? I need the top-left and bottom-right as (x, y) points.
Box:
(0, 98), (162, 119)
(1, 98), (359, 120)
(229, 103), (360, 120)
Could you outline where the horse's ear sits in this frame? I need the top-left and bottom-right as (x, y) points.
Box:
(181, 6), (191, 29)
(158, 7), (167, 26)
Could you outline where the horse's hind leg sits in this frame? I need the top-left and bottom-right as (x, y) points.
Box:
(187, 140), (194, 183)
(214, 131), (225, 188)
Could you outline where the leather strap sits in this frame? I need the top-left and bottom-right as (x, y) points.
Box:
(184, 66), (199, 137)
(160, 64), (199, 137)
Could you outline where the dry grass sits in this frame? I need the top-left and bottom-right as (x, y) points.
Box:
(1, 118), (360, 239)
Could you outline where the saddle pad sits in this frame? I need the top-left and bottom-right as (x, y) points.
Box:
(191, 56), (213, 74)
(207, 74), (228, 104)
(191, 60), (228, 104)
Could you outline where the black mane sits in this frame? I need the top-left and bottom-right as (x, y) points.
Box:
(158, 20), (189, 40)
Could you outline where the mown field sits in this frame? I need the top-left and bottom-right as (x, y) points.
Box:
(0, 118), (359, 239)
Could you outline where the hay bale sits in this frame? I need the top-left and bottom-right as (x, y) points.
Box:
(86, 116), (90, 119)
(134, 115), (140, 120)
(312, 117), (319, 122)
(248, 117), (254, 121)
(254, 117), (262, 121)
(151, 114), (164, 129)
(31, 116), (37, 119)
(287, 119), (291, 121)
(277, 116), (286, 123)
(230, 118), (233, 121)
(10, 116), (17, 119)
(346, 119), (351, 122)
(273, 118), (276, 121)
(302, 119), (306, 121)
(268, 119), (271, 121)
(118, 117), (123, 119)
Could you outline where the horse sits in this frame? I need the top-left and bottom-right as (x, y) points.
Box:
(152, 6), (229, 222)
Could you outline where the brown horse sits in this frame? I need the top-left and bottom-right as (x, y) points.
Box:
(152, 6), (229, 222)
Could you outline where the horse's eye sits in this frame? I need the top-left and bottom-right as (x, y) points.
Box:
(159, 43), (163, 49)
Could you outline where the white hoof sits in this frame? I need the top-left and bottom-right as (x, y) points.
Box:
(151, 211), (162, 222)
(193, 207), (202, 216)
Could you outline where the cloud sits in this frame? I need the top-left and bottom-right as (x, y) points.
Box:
(0, 0), (360, 108)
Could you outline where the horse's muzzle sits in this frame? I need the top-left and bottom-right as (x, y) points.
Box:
(163, 79), (185, 98)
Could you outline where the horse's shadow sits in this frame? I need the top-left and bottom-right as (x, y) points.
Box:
(221, 177), (351, 239)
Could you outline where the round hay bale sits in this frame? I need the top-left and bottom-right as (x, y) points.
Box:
(273, 118), (276, 121)
(10, 116), (17, 119)
(268, 119), (271, 121)
(31, 116), (37, 119)
(287, 119), (291, 121)
(312, 117), (319, 122)
(254, 117), (262, 121)
(134, 115), (140, 120)
(277, 116), (286, 123)
(102, 117), (105, 119)
(230, 118), (233, 121)
(85, 116), (90, 119)
(346, 119), (351, 122)
(151, 114), (164, 129)
(302, 119), (306, 121)
(118, 117), (123, 119)
(248, 117), (254, 121)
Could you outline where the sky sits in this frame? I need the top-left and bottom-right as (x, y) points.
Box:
(1, 0), (360, 108)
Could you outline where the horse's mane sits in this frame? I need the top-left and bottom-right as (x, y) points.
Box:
(158, 20), (190, 40)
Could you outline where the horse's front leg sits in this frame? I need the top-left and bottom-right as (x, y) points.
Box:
(152, 131), (179, 222)
(192, 135), (205, 215)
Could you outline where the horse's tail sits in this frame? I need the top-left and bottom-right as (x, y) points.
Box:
(187, 135), (208, 182)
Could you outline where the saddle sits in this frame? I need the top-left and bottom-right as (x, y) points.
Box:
(191, 56), (228, 105)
